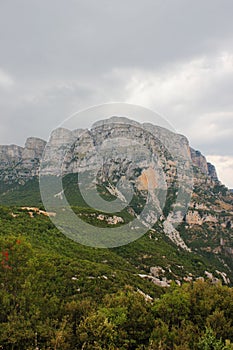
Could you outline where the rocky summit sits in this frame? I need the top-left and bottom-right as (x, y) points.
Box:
(0, 119), (218, 183)
(0, 117), (232, 285)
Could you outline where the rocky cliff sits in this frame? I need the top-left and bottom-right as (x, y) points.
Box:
(0, 122), (219, 184)
(190, 148), (218, 181)
(0, 137), (46, 183)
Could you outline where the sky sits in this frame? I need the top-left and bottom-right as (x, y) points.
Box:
(0, 0), (232, 188)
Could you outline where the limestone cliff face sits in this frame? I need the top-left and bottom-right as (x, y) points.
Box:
(0, 137), (46, 165)
(22, 137), (46, 160)
(0, 119), (219, 185)
(190, 148), (219, 182)
(0, 137), (46, 182)
(0, 144), (23, 165)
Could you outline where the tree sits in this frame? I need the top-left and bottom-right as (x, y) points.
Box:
(198, 327), (227, 350)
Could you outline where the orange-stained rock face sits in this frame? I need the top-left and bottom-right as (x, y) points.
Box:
(137, 167), (158, 191)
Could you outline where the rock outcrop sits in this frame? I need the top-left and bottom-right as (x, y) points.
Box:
(0, 120), (219, 185)
(0, 137), (46, 182)
(190, 148), (218, 181)
(22, 137), (46, 160)
(207, 162), (218, 181)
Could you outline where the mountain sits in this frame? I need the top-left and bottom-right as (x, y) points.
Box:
(1, 117), (233, 349)
(0, 117), (232, 286)
(0, 121), (218, 184)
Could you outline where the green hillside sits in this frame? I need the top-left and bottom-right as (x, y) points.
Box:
(0, 206), (233, 349)
(0, 170), (232, 349)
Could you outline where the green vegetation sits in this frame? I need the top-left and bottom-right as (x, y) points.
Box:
(0, 168), (232, 349)
(0, 178), (42, 207)
(0, 206), (233, 349)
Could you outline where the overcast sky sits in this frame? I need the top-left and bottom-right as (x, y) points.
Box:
(0, 0), (232, 187)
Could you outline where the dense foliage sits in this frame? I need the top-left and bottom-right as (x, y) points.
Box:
(1, 242), (233, 350)
(0, 206), (232, 349)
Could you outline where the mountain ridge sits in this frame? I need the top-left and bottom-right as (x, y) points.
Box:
(0, 117), (232, 287)
(0, 126), (220, 185)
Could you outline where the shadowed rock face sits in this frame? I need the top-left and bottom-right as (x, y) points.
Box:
(190, 148), (218, 181)
(190, 148), (209, 174)
(207, 162), (218, 181)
